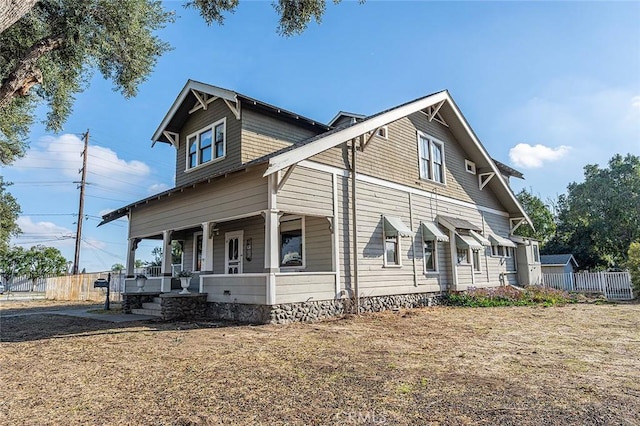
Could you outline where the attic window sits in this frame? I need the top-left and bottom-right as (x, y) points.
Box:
(465, 160), (476, 175)
(186, 118), (226, 171)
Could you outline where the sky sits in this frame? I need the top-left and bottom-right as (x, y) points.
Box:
(3, 0), (640, 272)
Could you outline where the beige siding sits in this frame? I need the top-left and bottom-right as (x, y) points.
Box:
(176, 99), (242, 187)
(275, 273), (336, 304)
(212, 216), (265, 274)
(129, 168), (267, 237)
(277, 166), (334, 217)
(201, 275), (267, 304)
(304, 215), (333, 272)
(241, 109), (318, 163)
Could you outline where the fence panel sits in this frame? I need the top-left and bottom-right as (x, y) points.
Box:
(542, 271), (634, 300)
(2, 275), (48, 292)
(44, 272), (125, 302)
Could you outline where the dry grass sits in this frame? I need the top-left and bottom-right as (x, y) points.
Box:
(1, 302), (639, 425)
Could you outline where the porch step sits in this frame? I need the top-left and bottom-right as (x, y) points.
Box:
(143, 302), (162, 310)
(153, 297), (162, 304)
(131, 308), (162, 317)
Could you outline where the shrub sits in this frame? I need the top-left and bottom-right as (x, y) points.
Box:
(444, 285), (575, 307)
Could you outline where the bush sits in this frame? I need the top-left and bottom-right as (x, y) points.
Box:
(444, 285), (575, 307)
(626, 242), (640, 296)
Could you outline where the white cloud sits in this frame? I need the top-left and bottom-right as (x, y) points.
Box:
(13, 216), (106, 251)
(148, 183), (170, 194)
(16, 216), (74, 239)
(13, 133), (150, 190)
(631, 96), (640, 109)
(509, 143), (571, 169)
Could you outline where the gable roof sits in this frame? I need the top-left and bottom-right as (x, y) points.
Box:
(262, 90), (532, 226)
(151, 80), (330, 145)
(328, 111), (366, 127)
(540, 254), (579, 267)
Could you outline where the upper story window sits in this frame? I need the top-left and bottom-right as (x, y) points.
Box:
(417, 131), (445, 184)
(186, 118), (226, 170)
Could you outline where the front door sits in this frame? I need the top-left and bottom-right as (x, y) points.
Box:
(225, 231), (243, 274)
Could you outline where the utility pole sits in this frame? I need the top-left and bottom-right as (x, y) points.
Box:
(72, 129), (89, 275)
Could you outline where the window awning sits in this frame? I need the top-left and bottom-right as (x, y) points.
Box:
(489, 234), (517, 248)
(383, 216), (413, 237)
(455, 233), (484, 251)
(421, 221), (449, 242)
(469, 230), (491, 246)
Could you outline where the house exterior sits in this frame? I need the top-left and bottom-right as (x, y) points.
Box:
(100, 80), (540, 323)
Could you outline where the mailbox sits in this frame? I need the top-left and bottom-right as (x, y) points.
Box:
(94, 278), (109, 288)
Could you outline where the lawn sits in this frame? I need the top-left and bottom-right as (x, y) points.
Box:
(1, 302), (639, 425)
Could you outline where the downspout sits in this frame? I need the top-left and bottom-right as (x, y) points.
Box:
(409, 192), (418, 287)
(351, 138), (360, 314)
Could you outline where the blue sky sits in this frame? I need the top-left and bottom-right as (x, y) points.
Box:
(4, 1), (640, 272)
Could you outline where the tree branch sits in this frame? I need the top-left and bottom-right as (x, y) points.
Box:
(0, 0), (39, 34)
(0, 35), (64, 109)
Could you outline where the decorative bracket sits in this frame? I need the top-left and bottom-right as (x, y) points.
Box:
(276, 164), (296, 193)
(223, 99), (241, 120)
(162, 131), (179, 147)
(510, 218), (526, 234)
(360, 128), (379, 152)
(478, 172), (495, 190)
(425, 101), (448, 126)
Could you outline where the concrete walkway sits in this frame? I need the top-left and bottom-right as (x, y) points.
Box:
(1, 307), (159, 323)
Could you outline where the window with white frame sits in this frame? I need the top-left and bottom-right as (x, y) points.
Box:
(417, 131), (445, 184)
(186, 118), (226, 170)
(465, 159), (476, 175)
(456, 248), (469, 264)
(533, 243), (540, 263)
(280, 217), (304, 268)
(385, 236), (400, 266)
(473, 250), (481, 272)
(423, 240), (437, 272)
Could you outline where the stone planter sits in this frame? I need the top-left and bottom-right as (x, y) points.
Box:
(179, 277), (191, 294)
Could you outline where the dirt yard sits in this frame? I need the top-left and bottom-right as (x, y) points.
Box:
(1, 302), (639, 425)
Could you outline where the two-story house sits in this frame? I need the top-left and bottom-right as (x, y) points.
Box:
(100, 80), (542, 323)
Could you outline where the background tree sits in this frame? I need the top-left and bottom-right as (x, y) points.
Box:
(16, 244), (68, 289)
(0, 177), (21, 250)
(0, 0), (173, 165)
(0, 0), (357, 166)
(548, 154), (640, 270)
(625, 242), (640, 295)
(514, 188), (556, 247)
(0, 245), (25, 286)
(111, 263), (125, 273)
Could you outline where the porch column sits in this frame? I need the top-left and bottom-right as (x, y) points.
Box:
(126, 238), (137, 277)
(201, 222), (214, 274)
(448, 229), (458, 291)
(264, 209), (280, 304)
(160, 230), (173, 292)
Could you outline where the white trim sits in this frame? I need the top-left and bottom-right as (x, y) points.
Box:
(297, 160), (511, 218)
(200, 273), (268, 278)
(416, 130), (446, 185)
(332, 173), (340, 295)
(382, 227), (402, 268)
(279, 215), (305, 270)
(422, 239), (438, 273)
(262, 90), (532, 228)
(224, 230), (244, 274)
(184, 117), (226, 172)
(264, 91), (450, 176)
(192, 231), (203, 272)
(274, 271), (337, 276)
(465, 159), (476, 175)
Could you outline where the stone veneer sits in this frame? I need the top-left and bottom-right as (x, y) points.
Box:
(123, 291), (443, 325)
(160, 293), (207, 321)
(122, 292), (159, 314)
(204, 292), (443, 324)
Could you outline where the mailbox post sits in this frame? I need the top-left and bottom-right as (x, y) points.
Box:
(93, 272), (111, 310)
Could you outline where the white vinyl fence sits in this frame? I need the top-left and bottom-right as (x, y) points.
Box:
(542, 271), (634, 300)
(2, 275), (49, 292)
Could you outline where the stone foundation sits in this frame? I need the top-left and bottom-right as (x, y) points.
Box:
(160, 293), (207, 321)
(122, 292), (159, 314)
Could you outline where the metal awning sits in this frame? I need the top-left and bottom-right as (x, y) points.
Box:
(469, 230), (491, 246)
(420, 221), (449, 242)
(437, 215), (482, 232)
(455, 233), (484, 251)
(383, 216), (413, 237)
(490, 234), (517, 248)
